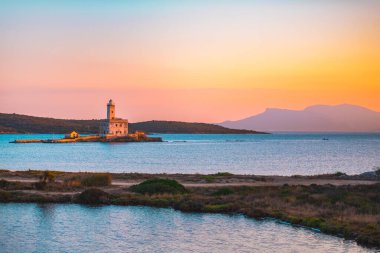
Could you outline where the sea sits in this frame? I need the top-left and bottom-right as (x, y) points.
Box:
(1, 133), (379, 175)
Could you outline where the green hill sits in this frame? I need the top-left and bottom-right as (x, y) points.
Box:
(0, 113), (265, 134)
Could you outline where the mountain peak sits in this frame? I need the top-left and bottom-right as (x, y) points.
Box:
(219, 104), (380, 132)
(305, 104), (372, 112)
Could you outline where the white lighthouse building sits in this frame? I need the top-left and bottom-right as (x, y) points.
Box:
(99, 99), (129, 137)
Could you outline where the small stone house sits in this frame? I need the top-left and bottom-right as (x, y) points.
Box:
(65, 131), (79, 139)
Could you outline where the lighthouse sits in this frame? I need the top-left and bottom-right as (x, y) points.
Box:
(99, 99), (129, 137)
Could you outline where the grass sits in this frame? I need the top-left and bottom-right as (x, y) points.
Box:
(201, 175), (216, 183)
(129, 178), (187, 195)
(212, 187), (234, 196)
(212, 172), (233, 176)
(202, 172), (234, 183)
(0, 190), (12, 202)
(80, 173), (112, 187)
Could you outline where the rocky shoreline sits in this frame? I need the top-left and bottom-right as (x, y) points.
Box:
(9, 134), (162, 143)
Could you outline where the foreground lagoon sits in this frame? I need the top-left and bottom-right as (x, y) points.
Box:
(0, 204), (373, 253)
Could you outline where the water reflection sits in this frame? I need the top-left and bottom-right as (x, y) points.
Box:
(0, 204), (374, 253)
(36, 203), (56, 218)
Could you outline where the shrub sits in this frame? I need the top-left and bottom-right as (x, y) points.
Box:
(76, 188), (110, 204)
(204, 204), (234, 212)
(80, 173), (112, 187)
(39, 170), (56, 183)
(334, 171), (346, 177)
(130, 178), (186, 195)
(201, 175), (215, 183)
(174, 199), (204, 212)
(0, 180), (11, 189)
(212, 187), (234, 196)
(34, 181), (47, 190)
(64, 177), (82, 187)
(0, 190), (12, 202)
(212, 172), (233, 176)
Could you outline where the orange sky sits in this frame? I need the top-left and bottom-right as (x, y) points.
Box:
(1, 1), (380, 122)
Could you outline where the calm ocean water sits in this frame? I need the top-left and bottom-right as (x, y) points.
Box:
(1, 133), (379, 175)
(0, 203), (373, 253)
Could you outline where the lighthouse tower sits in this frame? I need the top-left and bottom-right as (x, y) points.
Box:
(99, 99), (128, 137)
(107, 99), (115, 120)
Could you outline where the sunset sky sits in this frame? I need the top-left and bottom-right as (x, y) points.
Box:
(1, 0), (380, 122)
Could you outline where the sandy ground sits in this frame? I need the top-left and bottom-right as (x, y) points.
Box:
(1, 175), (377, 188)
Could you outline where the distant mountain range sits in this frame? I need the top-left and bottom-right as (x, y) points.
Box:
(220, 104), (380, 132)
(0, 113), (264, 134)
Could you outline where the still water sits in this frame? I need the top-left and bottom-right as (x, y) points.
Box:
(1, 133), (380, 175)
(0, 203), (373, 253)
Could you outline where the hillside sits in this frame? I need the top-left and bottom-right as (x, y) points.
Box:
(219, 104), (380, 132)
(0, 113), (263, 134)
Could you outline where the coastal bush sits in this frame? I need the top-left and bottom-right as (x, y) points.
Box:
(0, 180), (11, 189)
(34, 181), (47, 190)
(76, 188), (111, 204)
(63, 176), (82, 187)
(201, 175), (215, 183)
(174, 199), (204, 212)
(39, 170), (56, 183)
(201, 172), (233, 183)
(80, 173), (112, 187)
(212, 172), (233, 176)
(130, 178), (187, 195)
(334, 171), (346, 177)
(204, 204), (235, 213)
(212, 187), (234, 196)
(0, 190), (12, 202)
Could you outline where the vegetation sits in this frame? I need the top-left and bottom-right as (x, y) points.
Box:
(212, 187), (234, 196)
(212, 172), (233, 176)
(76, 188), (111, 204)
(334, 171), (347, 177)
(79, 173), (112, 187)
(130, 120), (262, 134)
(201, 175), (216, 183)
(34, 170), (57, 190)
(0, 170), (379, 248)
(129, 178), (187, 195)
(41, 170), (56, 183)
(0, 179), (31, 191)
(63, 176), (82, 187)
(0, 113), (263, 134)
(202, 172), (234, 183)
(0, 190), (12, 202)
